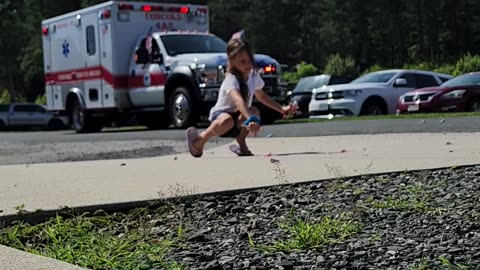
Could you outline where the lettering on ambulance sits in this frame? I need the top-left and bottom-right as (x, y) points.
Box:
(155, 22), (175, 31)
(145, 13), (182, 21)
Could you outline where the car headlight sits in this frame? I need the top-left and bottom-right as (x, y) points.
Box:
(440, 89), (466, 100)
(342, 89), (363, 97)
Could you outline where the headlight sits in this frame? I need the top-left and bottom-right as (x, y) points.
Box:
(342, 89), (363, 97)
(195, 64), (224, 86)
(440, 89), (466, 100)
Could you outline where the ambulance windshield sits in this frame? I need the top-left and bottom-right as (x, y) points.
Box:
(161, 34), (227, 56)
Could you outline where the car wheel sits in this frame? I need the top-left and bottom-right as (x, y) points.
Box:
(71, 99), (102, 133)
(360, 98), (387, 115)
(168, 87), (198, 128)
(47, 118), (64, 131)
(0, 120), (5, 130)
(467, 98), (480, 112)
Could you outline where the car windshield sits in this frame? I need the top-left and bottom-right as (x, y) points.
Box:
(351, 71), (397, 84)
(161, 34), (227, 56)
(441, 73), (480, 87)
(293, 75), (329, 92)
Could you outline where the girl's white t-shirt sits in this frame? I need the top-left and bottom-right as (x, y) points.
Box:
(208, 71), (265, 121)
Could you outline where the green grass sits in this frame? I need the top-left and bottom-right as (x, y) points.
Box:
(408, 258), (429, 270)
(0, 211), (186, 270)
(275, 112), (480, 124)
(259, 213), (362, 253)
(438, 256), (475, 270)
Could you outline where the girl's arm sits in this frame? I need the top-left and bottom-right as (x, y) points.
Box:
(229, 89), (254, 119)
(254, 89), (289, 115)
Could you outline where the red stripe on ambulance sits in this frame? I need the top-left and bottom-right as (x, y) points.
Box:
(45, 66), (166, 89)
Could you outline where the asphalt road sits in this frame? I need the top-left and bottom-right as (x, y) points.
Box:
(1, 116), (479, 165)
(1, 116), (480, 143)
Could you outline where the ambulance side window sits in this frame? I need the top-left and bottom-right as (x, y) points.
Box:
(86, 25), (96, 55)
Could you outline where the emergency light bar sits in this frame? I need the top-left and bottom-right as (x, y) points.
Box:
(141, 5), (163, 12)
(118, 3), (193, 14)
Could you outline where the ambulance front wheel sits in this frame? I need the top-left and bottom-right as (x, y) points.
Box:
(168, 87), (199, 129)
(71, 99), (102, 133)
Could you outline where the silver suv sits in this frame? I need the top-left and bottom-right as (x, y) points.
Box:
(308, 69), (453, 116)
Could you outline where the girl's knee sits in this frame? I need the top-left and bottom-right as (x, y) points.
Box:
(215, 114), (235, 129)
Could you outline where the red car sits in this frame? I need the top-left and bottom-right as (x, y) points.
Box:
(397, 72), (480, 113)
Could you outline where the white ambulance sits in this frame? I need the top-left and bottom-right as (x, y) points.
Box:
(42, 1), (286, 132)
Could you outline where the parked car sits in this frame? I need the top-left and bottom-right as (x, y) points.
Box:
(287, 74), (353, 117)
(0, 103), (67, 131)
(397, 72), (480, 113)
(308, 69), (453, 117)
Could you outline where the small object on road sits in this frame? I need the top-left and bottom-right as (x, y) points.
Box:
(418, 119), (426, 124)
(270, 158), (279, 164)
(174, 156), (178, 160)
(446, 142), (453, 145)
(265, 133), (273, 138)
(340, 149), (348, 153)
(264, 152), (272, 157)
(439, 118), (446, 123)
(120, 163), (126, 166)
(449, 150), (454, 152)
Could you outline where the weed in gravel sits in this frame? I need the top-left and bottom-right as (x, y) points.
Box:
(260, 212), (363, 253)
(408, 257), (429, 270)
(370, 195), (432, 212)
(0, 211), (185, 270)
(438, 256), (475, 270)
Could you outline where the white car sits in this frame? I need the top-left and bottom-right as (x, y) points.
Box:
(308, 69), (453, 116)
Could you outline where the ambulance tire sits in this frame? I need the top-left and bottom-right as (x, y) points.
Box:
(0, 120), (5, 131)
(71, 99), (102, 133)
(168, 87), (199, 129)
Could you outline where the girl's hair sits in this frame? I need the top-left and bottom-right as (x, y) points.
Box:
(226, 38), (255, 101)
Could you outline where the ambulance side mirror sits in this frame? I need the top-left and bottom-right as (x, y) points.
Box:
(135, 47), (150, 65)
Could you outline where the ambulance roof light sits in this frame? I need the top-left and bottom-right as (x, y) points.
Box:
(180, 6), (190, 14)
(119, 3), (134, 10)
(101, 8), (111, 19)
(141, 5), (152, 12)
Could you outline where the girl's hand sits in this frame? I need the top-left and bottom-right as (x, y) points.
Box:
(282, 101), (299, 119)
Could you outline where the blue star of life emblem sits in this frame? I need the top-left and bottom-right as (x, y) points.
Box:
(143, 73), (151, 86)
(62, 40), (70, 58)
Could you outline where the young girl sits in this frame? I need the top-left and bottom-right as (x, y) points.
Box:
(186, 34), (292, 158)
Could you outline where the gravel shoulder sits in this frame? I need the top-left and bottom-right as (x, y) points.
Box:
(2, 165), (479, 269)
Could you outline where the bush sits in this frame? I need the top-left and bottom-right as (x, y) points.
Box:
(452, 53), (480, 76)
(402, 62), (437, 71)
(282, 62), (319, 85)
(324, 54), (358, 77)
(434, 64), (456, 75)
(361, 64), (384, 75)
(35, 94), (47, 105)
(0, 90), (11, 104)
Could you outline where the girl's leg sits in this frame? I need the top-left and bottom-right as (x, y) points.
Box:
(192, 113), (235, 152)
(236, 106), (260, 152)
